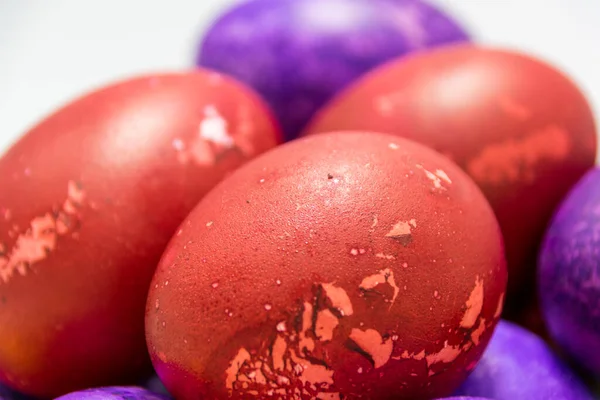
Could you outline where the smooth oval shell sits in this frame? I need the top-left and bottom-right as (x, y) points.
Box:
(0, 71), (281, 398)
(455, 320), (593, 400)
(304, 45), (598, 304)
(146, 132), (507, 399)
(55, 386), (170, 400)
(197, 0), (469, 140)
(539, 168), (600, 376)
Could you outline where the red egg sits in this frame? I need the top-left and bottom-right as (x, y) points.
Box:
(303, 45), (597, 302)
(0, 71), (281, 398)
(146, 132), (507, 399)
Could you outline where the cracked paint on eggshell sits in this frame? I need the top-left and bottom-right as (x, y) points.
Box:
(303, 45), (597, 307)
(460, 277), (484, 329)
(0, 181), (86, 284)
(348, 328), (393, 369)
(467, 125), (570, 185)
(385, 219), (416, 246)
(359, 268), (400, 309)
(146, 132), (506, 400)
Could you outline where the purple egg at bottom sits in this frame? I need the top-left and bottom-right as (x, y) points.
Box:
(539, 167), (600, 376)
(434, 398), (493, 400)
(197, 0), (469, 140)
(54, 386), (171, 400)
(455, 320), (593, 400)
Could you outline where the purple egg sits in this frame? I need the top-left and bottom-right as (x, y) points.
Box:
(434, 398), (493, 400)
(456, 320), (593, 400)
(197, 0), (469, 140)
(54, 386), (171, 400)
(539, 167), (600, 376)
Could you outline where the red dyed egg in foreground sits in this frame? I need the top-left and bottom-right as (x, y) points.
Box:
(303, 45), (597, 302)
(0, 71), (281, 398)
(146, 132), (507, 399)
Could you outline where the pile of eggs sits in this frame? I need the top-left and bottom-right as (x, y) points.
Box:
(0, 0), (598, 399)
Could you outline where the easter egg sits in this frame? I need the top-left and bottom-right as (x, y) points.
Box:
(434, 398), (492, 400)
(455, 320), (593, 400)
(146, 132), (507, 399)
(539, 167), (600, 376)
(304, 45), (597, 305)
(197, 0), (469, 140)
(55, 386), (170, 400)
(0, 71), (281, 398)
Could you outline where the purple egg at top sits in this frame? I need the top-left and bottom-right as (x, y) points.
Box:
(54, 386), (171, 400)
(539, 167), (600, 376)
(197, 0), (469, 140)
(455, 320), (593, 400)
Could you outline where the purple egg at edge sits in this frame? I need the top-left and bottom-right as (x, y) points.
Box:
(538, 167), (600, 377)
(455, 320), (593, 400)
(197, 0), (470, 141)
(54, 386), (171, 400)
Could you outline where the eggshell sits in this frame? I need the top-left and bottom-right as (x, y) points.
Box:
(0, 71), (281, 398)
(304, 45), (597, 305)
(455, 320), (594, 400)
(146, 132), (507, 399)
(55, 386), (170, 400)
(197, 0), (469, 140)
(539, 167), (600, 376)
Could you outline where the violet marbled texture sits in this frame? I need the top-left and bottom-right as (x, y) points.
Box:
(54, 386), (171, 400)
(197, 0), (469, 140)
(455, 320), (593, 400)
(539, 167), (600, 376)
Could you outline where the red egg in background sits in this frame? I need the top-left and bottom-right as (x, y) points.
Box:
(146, 132), (507, 400)
(303, 44), (598, 311)
(0, 71), (281, 398)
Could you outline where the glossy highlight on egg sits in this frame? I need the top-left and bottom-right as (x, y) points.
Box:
(146, 132), (507, 399)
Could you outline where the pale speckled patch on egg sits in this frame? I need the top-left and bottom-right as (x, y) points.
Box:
(0, 181), (87, 284)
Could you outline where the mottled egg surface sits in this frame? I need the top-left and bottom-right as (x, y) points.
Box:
(539, 167), (600, 376)
(146, 132), (507, 400)
(0, 71), (281, 398)
(55, 386), (170, 400)
(455, 320), (593, 400)
(304, 45), (598, 305)
(197, 0), (469, 140)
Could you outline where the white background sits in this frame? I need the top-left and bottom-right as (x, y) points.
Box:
(1, 0), (599, 155)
